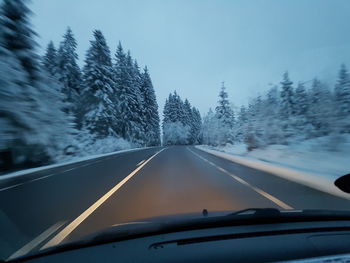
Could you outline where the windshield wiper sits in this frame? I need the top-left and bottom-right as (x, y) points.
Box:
(226, 208), (281, 217)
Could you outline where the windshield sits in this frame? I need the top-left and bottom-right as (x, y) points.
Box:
(1, 0), (350, 261)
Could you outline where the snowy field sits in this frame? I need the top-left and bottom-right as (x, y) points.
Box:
(197, 134), (350, 200)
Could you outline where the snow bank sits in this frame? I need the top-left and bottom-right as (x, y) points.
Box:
(0, 147), (151, 185)
(196, 135), (350, 200)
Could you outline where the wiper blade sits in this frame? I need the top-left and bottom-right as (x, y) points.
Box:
(226, 208), (281, 217)
(225, 208), (350, 220)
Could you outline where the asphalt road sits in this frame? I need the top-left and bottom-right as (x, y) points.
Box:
(1, 145), (350, 260)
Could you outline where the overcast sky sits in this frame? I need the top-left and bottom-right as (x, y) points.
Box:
(30, 0), (350, 115)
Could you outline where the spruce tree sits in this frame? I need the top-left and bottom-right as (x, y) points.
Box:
(140, 66), (160, 146)
(1, 0), (40, 83)
(80, 30), (116, 138)
(114, 43), (143, 144)
(308, 78), (333, 136)
(191, 107), (202, 144)
(280, 71), (294, 119)
(42, 41), (58, 78)
(0, 0), (76, 166)
(215, 83), (235, 144)
(334, 64), (350, 122)
(57, 27), (82, 108)
(294, 82), (308, 117)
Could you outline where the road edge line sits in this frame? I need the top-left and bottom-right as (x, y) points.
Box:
(187, 147), (293, 210)
(195, 145), (350, 201)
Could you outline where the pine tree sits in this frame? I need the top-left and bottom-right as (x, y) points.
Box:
(0, 39), (30, 157)
(235, 106), (247, 142)
(294, 82), (308, 116)
(308, 78), (333, 136)
(215, 82), (235, 144)
(0, 0), (76, 166)
(201, 108), (221, 146)
(183, 99), (194, 143)
(1, 0), (40, 83)
(191, 107), (202, 144)
(80, 30), (116, 138)
(132, 60), (146, 144)
(334, 64), (350, 133)
(126, 52), (144, 144)
(42, 41), (58, 78)
(140, 66), (160, 146)
(335, 64), (350, 116)
(244, 96), (266, 149)
(279, 72), (296, 141)
(291, 82), (312, 138)
(280, 71), (294, 119)
(114, 43), (143, 144)
(57, 27), (82, 108)
(162, 92), (199, 145)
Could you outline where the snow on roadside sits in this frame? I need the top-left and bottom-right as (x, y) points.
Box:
(196, 135), (350, 200)
(0, 147), (151, 181)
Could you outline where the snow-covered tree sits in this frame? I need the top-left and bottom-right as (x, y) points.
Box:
(279, 72), (296, 140)
(42, 41), (59, 78)
(163, 93), (189, 144)
(244, 97), (266, 149)
(114, 43), (144, 144)
(215, 83), (235, 145)
(1, 0), (41, 83)
(140, 66), (161, 146)
(163, 121), (190, 146)
(292, 82), (311, 137)
(334, 64), (350, 133)
(261, 86), (284, 144)
(80, 30), (117, 138)
(307, 78), (333, 137)
(235, 105), (248, 142)
(0, 0), (76, 167)
(57, 27), (82, 109)
(191, 107), (202, 144)
(202, 109), (218, 145)
(294, 82), (309, 117)
(280, 72), (294, 119)
(162, 92), (200, 145)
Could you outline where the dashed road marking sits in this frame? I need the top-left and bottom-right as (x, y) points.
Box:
(187, 147), (293, 210)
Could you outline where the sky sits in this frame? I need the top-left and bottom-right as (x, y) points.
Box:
(30, 0), (350, 116)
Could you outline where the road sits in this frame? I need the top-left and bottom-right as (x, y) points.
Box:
(1, 145), (350, 260)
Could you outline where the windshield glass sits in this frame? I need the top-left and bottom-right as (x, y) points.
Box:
(1, 0), (350, 261)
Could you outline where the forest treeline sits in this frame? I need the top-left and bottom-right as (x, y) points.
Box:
(0, 0), (160, 170)
(202, 67), (350, 150)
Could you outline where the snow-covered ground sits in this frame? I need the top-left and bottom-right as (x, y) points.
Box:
(197, 135), (350, 200)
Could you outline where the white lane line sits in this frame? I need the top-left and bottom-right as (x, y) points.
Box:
(137, 159), (145, 166)
(187, 148), (293, 210)
(62, 168), (75, 172)
(29, 174), (55, 182)
(7, 221), (66, 260)
(41, 148), (165, 250)
(0, 183), (25, 192)
(0, 161), (104, 192)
